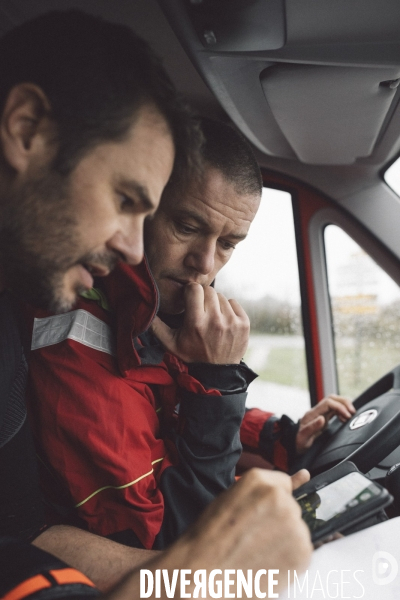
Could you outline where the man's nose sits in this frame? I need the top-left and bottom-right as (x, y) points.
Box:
(184, 240), (215, 275)
(107, 216), (145, 266)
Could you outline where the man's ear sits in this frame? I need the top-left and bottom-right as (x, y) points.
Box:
(0, 83), (54, 174)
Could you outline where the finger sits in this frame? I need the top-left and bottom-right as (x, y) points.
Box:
(202, 285), (222, 316)
(291, 469), (310, 490)
(297, 416), (325, 452)
(240, 468), (293, 495)
(322, 395), (355, 413)
(301, 406), (340, 428)
(228, 298), (248, 320)
(325, 398), (354, 420)
(216, 292), (234, 315)
(326, 394), (355, 414)
(312, 397), (354, 420)
(300, 415), (326, 437)
(183, 282), (205, 323)
(328, 394), (353, 403)
(218, 296), (250, 333)
(150, 316), (176, 352)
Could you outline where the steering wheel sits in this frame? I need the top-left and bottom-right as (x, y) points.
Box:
(291, 365), (400, 477)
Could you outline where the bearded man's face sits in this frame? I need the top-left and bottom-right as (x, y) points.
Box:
(0, 105), (175, 312)
(0, 167), (122, 312)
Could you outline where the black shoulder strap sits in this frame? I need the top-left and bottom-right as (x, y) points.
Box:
(0, 291), (27, 448)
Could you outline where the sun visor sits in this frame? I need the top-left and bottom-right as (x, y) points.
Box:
(260, 64), (400, 164)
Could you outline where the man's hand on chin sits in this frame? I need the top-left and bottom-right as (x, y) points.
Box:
(151, 282), (250, 364)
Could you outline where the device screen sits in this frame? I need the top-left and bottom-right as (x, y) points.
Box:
(297, 472), (382, 533)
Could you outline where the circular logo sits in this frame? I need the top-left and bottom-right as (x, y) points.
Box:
(349, 409), (378, 430)
(372, 551), (398, 585)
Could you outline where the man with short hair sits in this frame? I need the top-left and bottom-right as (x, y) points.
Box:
(147, 118), (355, 468)
(0, 10), (312, 600)
(25, 118), (353, 557)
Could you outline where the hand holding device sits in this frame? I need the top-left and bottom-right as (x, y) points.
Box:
(294, 461), (393, 543)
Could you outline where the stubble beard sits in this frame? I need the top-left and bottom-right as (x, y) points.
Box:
(0, 167), (84, 313)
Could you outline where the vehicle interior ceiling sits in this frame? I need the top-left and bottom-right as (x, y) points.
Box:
(0, 3), (395, 216)
(3, 0), (400, 262)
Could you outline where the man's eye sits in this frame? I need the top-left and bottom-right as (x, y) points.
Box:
(119, 194), (135, 210)
(176, 222), (197, 234)
(220, 240), (236, 251)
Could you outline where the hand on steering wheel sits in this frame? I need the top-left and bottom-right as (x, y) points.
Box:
(292, 364), (400, 476)
(296, 395), (355, 454)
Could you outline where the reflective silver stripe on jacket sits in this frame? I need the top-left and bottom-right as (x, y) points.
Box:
(31, 309), (115, 355)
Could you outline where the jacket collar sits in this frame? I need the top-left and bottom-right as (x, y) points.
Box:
(102, 257), (159, 375)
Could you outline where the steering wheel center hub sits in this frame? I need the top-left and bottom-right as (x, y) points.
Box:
(350, 409), (379, 430)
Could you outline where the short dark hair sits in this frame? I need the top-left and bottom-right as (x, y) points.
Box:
(200, 118), (262, 196)
(0, 10), (201, 179)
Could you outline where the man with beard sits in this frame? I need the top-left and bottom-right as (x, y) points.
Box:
(24, 118), (352, 555)
(0, 9), (312, 600)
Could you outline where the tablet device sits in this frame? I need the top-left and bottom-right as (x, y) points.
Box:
(294, 462), (393, 542)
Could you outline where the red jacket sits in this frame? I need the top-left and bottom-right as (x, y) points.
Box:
(25, 260), (298, 549)
(25, 261), (252, 548)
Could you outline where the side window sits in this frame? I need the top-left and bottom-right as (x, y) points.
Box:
(325, 224), (400, 398)
(216, 187), (310, 420)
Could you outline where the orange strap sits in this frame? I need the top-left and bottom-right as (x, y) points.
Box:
(49, 569), (95, 587)
(3, 575), (51, 600)
(3, 568), (95, 600)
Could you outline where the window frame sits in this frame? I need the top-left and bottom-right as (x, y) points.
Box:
(310, 207), (400, 398)
(262, 169), (400, 408)
(261, 173), (325, 408)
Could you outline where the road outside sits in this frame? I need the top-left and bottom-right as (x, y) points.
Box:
(244, 334), (310, 421)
